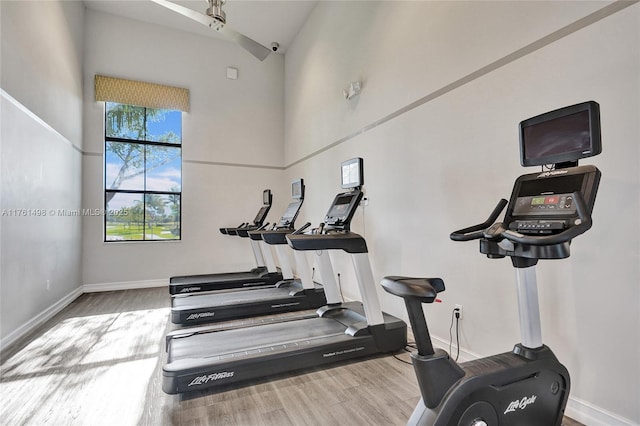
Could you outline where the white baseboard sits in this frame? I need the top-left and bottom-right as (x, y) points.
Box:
(565, 396), (638, 426)
(83, 279), (168, 293)
(428, 333), (638, 426)
(1, 280), (167, 352)
(0, 286), (83, 352)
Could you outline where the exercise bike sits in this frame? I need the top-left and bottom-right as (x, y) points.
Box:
(382, 164), (600, 425)
(382, 101), (602, 426)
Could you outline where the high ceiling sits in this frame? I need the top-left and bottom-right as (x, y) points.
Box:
(84, 0), (318, 54)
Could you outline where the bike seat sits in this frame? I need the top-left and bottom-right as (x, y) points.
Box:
(381, 276), (445, 303)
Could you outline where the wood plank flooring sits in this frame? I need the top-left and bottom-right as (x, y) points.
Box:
(0, 287), (583, 425)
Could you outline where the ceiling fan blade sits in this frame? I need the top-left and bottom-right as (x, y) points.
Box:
(150, 0), (271, 61)
(150, 0), (215, 28)
(220, 26), (271, 61)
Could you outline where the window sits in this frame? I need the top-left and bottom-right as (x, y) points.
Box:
(104, 102), (182, 241)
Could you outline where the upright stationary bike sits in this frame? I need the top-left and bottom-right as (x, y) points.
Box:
(382, 102), (602, 425)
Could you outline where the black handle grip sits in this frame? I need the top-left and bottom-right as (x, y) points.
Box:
(256, 222), (270, 231)
(450, 199), (508, 241)
(501, 192), (592, 246)
(292, 222), (312, 235)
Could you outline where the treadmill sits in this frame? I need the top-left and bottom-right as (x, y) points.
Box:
(169, 189), (283, 295)
(162, 158), (407, 394)
(170, 179), (327, 325)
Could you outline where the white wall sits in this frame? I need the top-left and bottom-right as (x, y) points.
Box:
(0, 1), (85, 347)
(81, 9), (288, 287)
(284, 1), (639, 424)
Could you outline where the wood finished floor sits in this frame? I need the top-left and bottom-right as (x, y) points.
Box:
(0, 287), (584, 426)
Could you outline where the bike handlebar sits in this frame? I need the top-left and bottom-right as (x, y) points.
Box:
(450, 199), (508, 241)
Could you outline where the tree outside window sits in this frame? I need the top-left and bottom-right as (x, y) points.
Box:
(104, 102), (182, 241)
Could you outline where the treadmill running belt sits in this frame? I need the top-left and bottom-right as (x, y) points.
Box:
(170, 271), (260, 285)
(172, 286), (295, 309)
(168, 317), (347, 361)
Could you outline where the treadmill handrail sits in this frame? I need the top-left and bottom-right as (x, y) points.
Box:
(287, 231), (368, 254)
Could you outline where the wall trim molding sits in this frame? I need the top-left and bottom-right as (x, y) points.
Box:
(83, 279), (167, 293)
(430, 334), (636, 426)
(184, 159), (285, 170)
(283, 1), (638, 170)
(1, 89), (83, 154)
(82, 153), (286, 171)
(0, 286), (83, 352)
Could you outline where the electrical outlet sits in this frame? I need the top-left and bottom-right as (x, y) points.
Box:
(454, 304), (463, 319)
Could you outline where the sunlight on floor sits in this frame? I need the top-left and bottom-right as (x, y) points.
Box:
(0, 307), (169, 425)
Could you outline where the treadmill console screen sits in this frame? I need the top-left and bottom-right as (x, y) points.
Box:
(279, 201), (302, 227)
(324, 192), (362, 228)
(328, 195), (352, 217)
(519, 101), (601, 167)
(253, 206), (270, 225)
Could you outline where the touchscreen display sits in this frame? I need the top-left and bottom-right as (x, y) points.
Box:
(519, 101), (600, 166)
(522, 110), (591, 161)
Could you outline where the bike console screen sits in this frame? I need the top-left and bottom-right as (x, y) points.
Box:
(512, 194), (576, 217)
(506, 166), (600, 234)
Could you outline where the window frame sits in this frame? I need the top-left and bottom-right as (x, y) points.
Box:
(103, 103), (182, 242)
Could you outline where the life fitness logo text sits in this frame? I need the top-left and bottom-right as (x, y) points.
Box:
(188, 372), (234, 387)
(504, 395), (537, 414)
(537, 170), (568, 178)
(186, 312), (215, 321)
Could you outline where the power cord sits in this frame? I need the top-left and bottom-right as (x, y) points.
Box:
(336, 273), (344, 301)
(449, 308), (461, 361)
(392, 342), (418, 365)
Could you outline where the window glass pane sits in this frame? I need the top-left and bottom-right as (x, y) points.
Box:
(146, 108), (181, 144)
(105, 103), (145, 140)
(104, 102), (182, 242)
(145, 194), (180, 240)
(145, 145), (182, 191)
(105, 193), (144, 241)
(105, 142), (145, 190)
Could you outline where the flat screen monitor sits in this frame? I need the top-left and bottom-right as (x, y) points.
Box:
(291, 179), (304, 200)
(519, 101), (601, 167)
(263, 189), (272, 205)
(341, 157), (364, 189)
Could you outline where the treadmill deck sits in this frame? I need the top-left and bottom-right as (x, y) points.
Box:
(162, 303), (407, 394)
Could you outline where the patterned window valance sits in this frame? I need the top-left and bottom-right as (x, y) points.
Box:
(94, 75), (190, 112)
